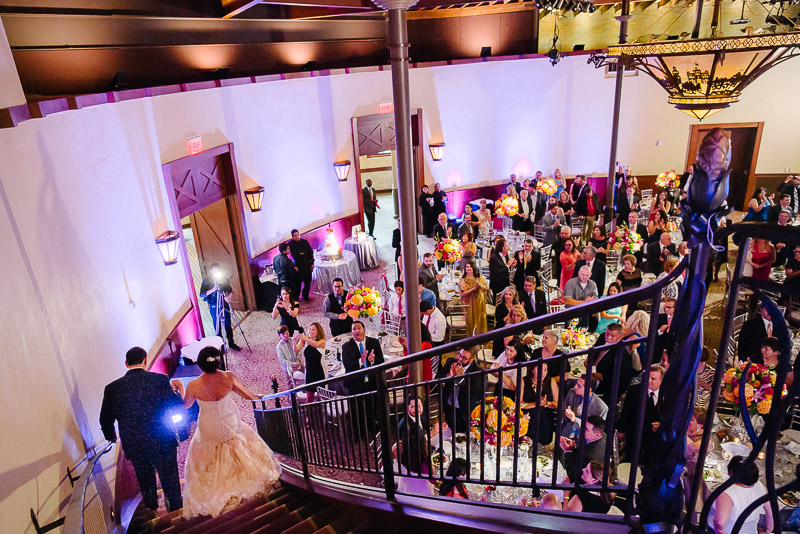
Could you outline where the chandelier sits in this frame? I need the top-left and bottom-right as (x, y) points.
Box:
(590, 33), (800, 120)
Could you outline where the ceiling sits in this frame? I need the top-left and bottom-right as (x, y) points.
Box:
(1, 0), (797, 98)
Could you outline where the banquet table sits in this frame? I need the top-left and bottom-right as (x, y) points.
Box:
(313, 250), (361, 295)
(343, 236), (380, 271)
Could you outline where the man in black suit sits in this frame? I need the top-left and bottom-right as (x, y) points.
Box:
(273, 242), (297, 294)
(592, 324), (634, 404)
(617, 185), (640, 226)
(507, 173), (522, 195)
(618, 364), (665, 465)
(288, 229), (314, 302)
(559, 415), (607, 480)
(767, 193), (792, 223)
(341, 321), (385, 436)
(570, 175), (587, 203)
(513, 238), (541, 293)
(572, 245), (606, 298)
(419, 252), (444, 298)
(645, 233), (677, 275)
(737, 306), (773, 362)
(362, 178), (378, 237)
(527, 183), (549, 224)
(777, 174), (800, 217)
(654, 297), (677, 361)
(433, 212), (458, 268)
(520, 276), (547, 334)
(438, 347), (485, 433)
(100, 347), (184, 512)
(626, 210), (648, 265)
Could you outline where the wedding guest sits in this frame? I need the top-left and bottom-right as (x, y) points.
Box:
(742, 187), (773, 222)
(440, 458), (470, 499)
(288, 229), (314, 302)
(529, 329), (563, 392)
(747, 238), (776, 282)
(493, 285), (519, 358)
(341, 321), (384, 397)
(559, 238), (580, 290)
(558, 190), (575, 226)
(492, 338), (527, 399)
(695, 346), (715, 409)
(593, 323), (634, 402)
(650, 190), (671, 217)
(707, 456), (773, 534)
(552, 226), (573, 281)
(654, 297), (677, 361)
(439, 347), (484, 432)
(618, 364), (664, 465)
(489, 238), (517, 297)
(772, 211), (792, 267)
(432, 182), (448, 217)
(564, 461), (616, 514)
(560, 415), (607, 480)
(519, 276), (547, 332)
(396, 325), (434, 382)
(564, 266), (598, 329)
(623, 310), (650, 373)
(421, 301), (446, 346)
(784, 245), (800, 292)
(647, 209), (668, 244)
(458, 203), (480, 240)
(560, 377), (608, 439)
(596, 282), (626, 334)
(541, 202), (567, 247)
(657, 257), (683, 309)
(645, 232), (676, 275)
(396, 431), (434, 496)
(554, 168), (567, 197)
(589, 225), (608, 265)
(276, 325), (304, 389)
(514, 188), (534, 233)
(616, 254), (643, 291)
(767, 193), (792, 223)
(513, 238), (542, 294)
(777, 174), (800, 216)
(476, 198), (493, 236)
(570, 174), (587, 203)
(505, 182), (519, 200)
(627, 210), (648, 265)
(362, 178), (378, 237)
(100, 347), (183, 512)
(433, 212), (457, 242)
(294, 322), (326, 403)
(419, 253), (444, 297)
(572, 245), (606, 298)
(273, 243), (297, 296)
(575, 184), (600, 245)
(508, 173), (522, 195)
(419, 184), (435, 237)
(503, 304), (537, 353)
(322, 278), (353, 336)
(738, 306), (774, 362)
(418, 277), (437, 308)
(459, 260), (489, 335)
(617, 185), (639, 226)
(459, 231), (477, 270)
(519, 361), (555, 445)
(387, 280), (406, 319)
(272, 286), (302, 336)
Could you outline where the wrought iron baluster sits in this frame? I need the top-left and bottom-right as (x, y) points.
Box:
(289, 392), (309, 479)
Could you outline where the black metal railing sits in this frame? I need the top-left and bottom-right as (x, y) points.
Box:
(253, 258), (687, 528)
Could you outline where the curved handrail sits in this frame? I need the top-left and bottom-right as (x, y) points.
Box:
(62, 441), (115, 534)
(257, 254), (689, 402)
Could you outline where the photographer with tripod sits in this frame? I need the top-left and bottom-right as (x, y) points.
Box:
(199, 263), (242, 352)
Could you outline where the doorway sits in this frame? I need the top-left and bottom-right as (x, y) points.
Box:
(163, 143), (255, 337)
(685, 122), (764, 211)
(351, 110), (424, 238)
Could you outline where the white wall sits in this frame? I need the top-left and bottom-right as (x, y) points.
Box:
(1, 50), (798, 533)
(0, 18), (25, 108)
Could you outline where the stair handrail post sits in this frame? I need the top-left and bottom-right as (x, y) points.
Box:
(290, 391), (310, 479)
(374, 370), (397, 499)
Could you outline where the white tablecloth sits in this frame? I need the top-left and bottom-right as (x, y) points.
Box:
(343, 236), (380, 271)
(313, 250), (362, 295)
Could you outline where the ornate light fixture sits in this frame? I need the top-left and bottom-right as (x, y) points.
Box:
(155, 230), (181, 265)
(590, 33), (800, 120)
(333, 160), (351, 181)
(244, 186), (265, 212)
(429, 143), (445, 161)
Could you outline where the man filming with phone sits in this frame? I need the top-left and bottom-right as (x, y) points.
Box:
(199, 263), (241, 351)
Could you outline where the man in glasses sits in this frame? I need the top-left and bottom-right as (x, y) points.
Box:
(322, 278), (353, 336)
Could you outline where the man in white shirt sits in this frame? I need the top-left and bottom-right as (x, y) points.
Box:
(276, 325), (303, 388)
(387, 280), (406, 319)
(421, 301), (447, 346)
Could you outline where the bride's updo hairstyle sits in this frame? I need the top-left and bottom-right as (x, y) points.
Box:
(198, 346), (222, 373)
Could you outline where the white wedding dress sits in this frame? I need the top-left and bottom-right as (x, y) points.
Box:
(182, 392), (282, 518)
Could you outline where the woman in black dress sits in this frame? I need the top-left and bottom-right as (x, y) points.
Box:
(418, 184), (435, 237)
(616, 254), (643, 292)
(432, 183), (447, 218)
(493, 286), (519, 357)
(589, 224), (608, 265)
(295, 322), (326, 403)
(519, 359), (555, 445)
(271, 286), (302, 335)
(557, 190), (574, 226)
(565, 461), (616, 513)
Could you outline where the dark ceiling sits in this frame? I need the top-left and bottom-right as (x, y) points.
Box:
(1, 0), (798, 98)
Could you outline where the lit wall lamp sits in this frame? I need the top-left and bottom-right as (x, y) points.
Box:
(155, 230), (181, 265)
(244, 186), (265, 212)
(429, 143), (445, 161)
(333, 160), (351, 182)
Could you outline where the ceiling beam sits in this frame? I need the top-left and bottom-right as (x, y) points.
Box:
(407, 2), (533, 18)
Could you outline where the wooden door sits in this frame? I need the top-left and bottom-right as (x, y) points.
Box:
(686, 122), (764, 211)
(190, 198), (246, 312)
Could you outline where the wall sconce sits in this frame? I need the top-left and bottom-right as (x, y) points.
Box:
(429, 143), (445, 161)
(244, 186), (265, 212)
(155, 230), (181, 265)
(333, 160), (351, 182)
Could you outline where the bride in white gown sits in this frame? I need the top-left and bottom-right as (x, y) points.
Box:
(172, 346), (281, 518)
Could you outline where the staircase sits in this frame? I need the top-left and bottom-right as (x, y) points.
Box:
(127, 483), (490, 534)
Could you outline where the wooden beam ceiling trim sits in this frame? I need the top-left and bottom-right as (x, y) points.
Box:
(407, 1), (533, 17)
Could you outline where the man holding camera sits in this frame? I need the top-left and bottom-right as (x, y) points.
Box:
(199, 263), (241, 351)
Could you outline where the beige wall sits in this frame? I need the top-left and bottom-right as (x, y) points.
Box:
(0, 50), (798, 533)
(0, 18), (24, 108)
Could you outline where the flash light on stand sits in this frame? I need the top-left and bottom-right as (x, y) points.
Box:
(171, 413), (183, 424)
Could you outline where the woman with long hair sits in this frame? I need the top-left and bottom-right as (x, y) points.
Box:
(589, 224), (608, 265)
(172, 347), (281, 518)
(742, 187), (773, 222)
(491, 338), (527, 399)
(476, 198), (493, 236)
(439, 458), (470, 499)
(272, 286), (301, 335)
(596, 282), (626, 334)
(294, 322), (326, 403)
(623, 309), (650, 372)
(459, 230), (477, 270)
(647, 209), (668, 244)
(650, 189), (671, 216)
(459, 260), (489, 335)
(493, 286), (519, 357)
(554, 169), (567, 197)
(559, 238), (580, 290)
(565, 461), (616, 513)
(558, 189), (574, 226)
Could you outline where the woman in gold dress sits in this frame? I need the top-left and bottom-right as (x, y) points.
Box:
(459, 260), (488, 335)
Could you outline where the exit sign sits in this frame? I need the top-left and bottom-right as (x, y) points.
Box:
(378, 102), (393, 114)
(187, 136), (203, 155)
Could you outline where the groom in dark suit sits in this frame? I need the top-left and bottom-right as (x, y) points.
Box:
(341, 321), (385, 436)
(100, 347), (183, 511)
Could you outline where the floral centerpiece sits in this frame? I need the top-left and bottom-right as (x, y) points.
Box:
(561, 320), (591, 350)
(723, 362), (787, 416)
(434, 238), (463, 264)
(344, 285), (382, 319)
(656, 170), (679, 189)
(470, 396), (529, 447)
(494, 194), (519, 217)
(608, 225), (644, 254)
(666, 219), (679, 232)
(537, 177), (558, 196)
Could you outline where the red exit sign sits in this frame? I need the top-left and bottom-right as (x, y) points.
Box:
(378, 102), (393, 114)
(187, 136), (203, 155)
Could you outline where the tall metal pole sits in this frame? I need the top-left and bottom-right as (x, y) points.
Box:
(378, 2), (423, 383)
(604, 0), (631, 223)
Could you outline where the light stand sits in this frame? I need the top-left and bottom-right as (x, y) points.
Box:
(211, 285), (252, 367)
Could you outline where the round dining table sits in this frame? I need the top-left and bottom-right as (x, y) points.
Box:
(343, 236), (380, 271)
(313, 250), (362, 295)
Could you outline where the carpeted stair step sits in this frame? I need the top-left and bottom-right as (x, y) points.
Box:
(162, 496), (270, 534)
(223, 504), (294, 534)
(250, 500), (330, 534)
(346, 519), (380, 534)
(311, 512), (363, 534)
(281, 505), (343, 534)
(199, 496), (309, 534)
